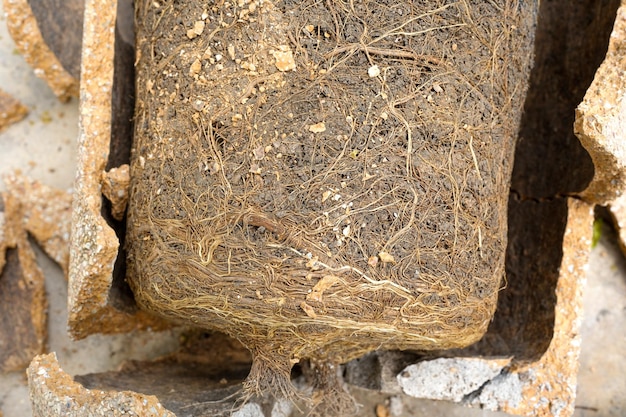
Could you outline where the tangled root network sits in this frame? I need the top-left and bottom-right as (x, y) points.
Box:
(128, 0), (537, 410)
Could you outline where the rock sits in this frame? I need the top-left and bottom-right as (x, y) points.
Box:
(28, 353), (175, 417)
(101, 165), (130, 222)
(233, 404), (264, 417)
(397, 357), (511, 402)
(0, 89), (28, 131)
(575, 3), (626, 206)
(471, 372), (523, 411)
(3, 0), (80, 101)
(25, 0), (84, 80)
(587, 3), (626, 256)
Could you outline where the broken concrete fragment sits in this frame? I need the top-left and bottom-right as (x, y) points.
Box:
(66, 332), (285, 416)
(0, 248), (47, 372)
(575, 4), (626, 206)
(0, 89), (28, 131)
(470, 372), (523, 411)
(25, 0), (84, 80)
(3, 173), (72, 276)
(0, 191), (47, 372)
(397, 357), (511, 402)
(101, 164), (130, 221)
(480, 199), (593, 416)
(69, 0), (167, 339)
(28, 353), (175, 417)
(3, 0), (80, 101)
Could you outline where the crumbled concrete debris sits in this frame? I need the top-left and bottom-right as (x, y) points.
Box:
(0, 89), (28, 131)
(28, 353), (175, 417)
(4, 0), (79, 101)
(3, 173), (72, 276)
(101, 164), (130, 221)
(232, 400), (291, 417)
(575, 4), (626, 205)
(469, 372), (523, 411)
(397, 357), (511, 402)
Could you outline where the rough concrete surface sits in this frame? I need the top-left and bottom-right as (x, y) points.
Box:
(575, 1), (626, 206)
(609, 193), (626, 256)
(28, 353), (175, 417)
(2, 0), (78, 101)
(68, 0), (168, 340)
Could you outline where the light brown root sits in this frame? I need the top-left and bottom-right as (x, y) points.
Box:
(302, 360), (358, 417)
(243, 350), (300, 404)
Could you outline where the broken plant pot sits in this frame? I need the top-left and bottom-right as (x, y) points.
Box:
(48, 0), (622, 416)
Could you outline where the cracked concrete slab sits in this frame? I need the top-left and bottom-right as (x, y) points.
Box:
(68, 0), (168, 339)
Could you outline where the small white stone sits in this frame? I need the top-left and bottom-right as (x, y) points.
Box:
(368, 65), (381, 77)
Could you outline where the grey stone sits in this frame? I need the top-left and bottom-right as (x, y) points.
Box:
(397, 358), (510, 402)
(472, 372), (523, 411)
(232, 403), (265, 417)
